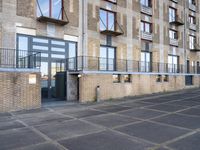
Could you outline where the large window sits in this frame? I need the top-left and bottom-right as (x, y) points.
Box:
(100, 9), (115, 31)
(141, 52), (152, 72)
(141, 21), (152, 33)
(169, 29), (178, 40)
(189, 35), (196, 49)
(37, 0), (63, 19)
(140, 0), (152, 7)
(168, 55), (179, 73)
(100, 46), (116, 71)
(169, 7), (176, 22)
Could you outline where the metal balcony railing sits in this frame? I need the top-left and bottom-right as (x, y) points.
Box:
(189, 23), (196, 31)
(140, 4), (152, 15)
(56, 56), (200, 74)
(189, 3), (196, 12)
(0, 48), (41, 69)
(141, 31), (153, 41)
(99, 17), (124, 36)
(169, 15), (184, 26)
(170, 38), (179, 46)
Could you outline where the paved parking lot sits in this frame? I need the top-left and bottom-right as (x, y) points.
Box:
(0, 89), (200, 150)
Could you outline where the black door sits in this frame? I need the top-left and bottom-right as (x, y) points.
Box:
(187, 60), (190, 73)
(197, 62), (200, 74)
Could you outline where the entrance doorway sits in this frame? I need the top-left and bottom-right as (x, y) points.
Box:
(17, 34), (77, 101)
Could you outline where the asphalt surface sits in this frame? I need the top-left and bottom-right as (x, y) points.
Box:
(0, 88), (200, 150)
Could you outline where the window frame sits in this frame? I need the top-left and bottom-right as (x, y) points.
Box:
(124, 74), (132, 83)
(169, 7), (177, 22)
(140, 0), (152, 7)
(169, 29), (178, 40)
(141, 21), (152, 33)
(37, 0), (64, 20)
(140, 51), (152, 72)
(168, 54), (179, 73)
(113, 74), (121, 83)
(189, 15), (196, 25)
(100, 8), (116, 32)
(189, 35), (196, 49)
(99, 45), (116, 71)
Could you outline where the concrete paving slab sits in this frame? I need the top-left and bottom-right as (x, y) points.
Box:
(115, 121), (189, 144)
(63, 109), (107, 118)
(168, 132), (200, 150)
(58, 130), (154, 150)
(84, 113), (139, 128)
(119, 108), (166, 119)
(19, 112), (72, 126)
(19, 142), (62, 150)
(93, 105), (132, 113)
(178, 108), (200, 117)
(0, 128), (45, 150)
(166, 100), (200, 107)
(121, 101), (155, 108)
(0, 120), (25, 131)
(153, 114), (200, 129)
(35, 120), (103, 140)
(147, 104), (188, 112)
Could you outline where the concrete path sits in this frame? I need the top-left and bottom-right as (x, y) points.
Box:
(0, 89), (200, 150)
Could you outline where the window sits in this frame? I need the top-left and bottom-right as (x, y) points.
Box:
(113, 74), (120, 83)
(168, 55), (179, 73)
(189, 35), (196, 49)
(140, 0), (152, 7)
(100, 46), (116, 71)
(189, 15), (196, 25)
(100, 9), (115, 31)
(169, 7), (176, 22)
(169, 29), (178, 40)
(37, 0), (63, 19)
(141, 52), (152, 72)
(141, 21), (152, 33)
(189, 0), (196, 5)
(164, 75), (169, 82)
(156, 75), (162, 82)
(124, 75), (131, 83)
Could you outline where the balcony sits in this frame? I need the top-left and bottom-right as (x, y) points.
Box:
(190, 44), (200, 52)
(169, 16), (184, 26)
(36, 1), (69, 26)
(100, 20), (124, 36)
(141, 31), (153, 41)
(189, 23), (196, 31)
(0, 48), (41, 69)
(140, 5), (152, 16)
(56, 56), (199, 74)
(170, 38), (179, 47)
(171, 0), (178, 3)
(37, 16), (69, 26)
(189, 3), (196, 12)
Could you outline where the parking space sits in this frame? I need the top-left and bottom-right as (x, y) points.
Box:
(0, 88), (200, 150)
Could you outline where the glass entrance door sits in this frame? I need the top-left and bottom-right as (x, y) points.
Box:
(17, 34), (77, 99)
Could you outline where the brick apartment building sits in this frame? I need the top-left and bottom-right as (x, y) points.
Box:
(0, 0), (200, 111)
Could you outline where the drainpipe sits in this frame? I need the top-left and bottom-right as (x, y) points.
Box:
(183, 0), (187, 73)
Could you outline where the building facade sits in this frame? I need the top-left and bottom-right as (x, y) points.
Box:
(0, 0), (200, 105)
